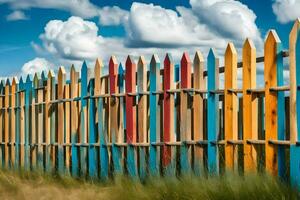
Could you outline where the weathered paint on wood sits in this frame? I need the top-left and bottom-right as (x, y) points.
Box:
(65, 83), (71, 174)
(58, 67), (66, 174)
(224, 43), (238, 171)
(125, 56), (137, 177)
(4, 79), (10, 168)
(290, 19), (300, 187)
(207, 49), (219, 174)
(163, 53), (175, 176)
(24, 75), (32, 171)
(264, 30), (280, 175)
(242, 39), (258, 172)
(88, 78), (96, 178)
(180, 52), (192, 174)
(193, 51), (205, 175)
(12, 77), (19, 169)
(137, 56), (147, 179)
(149, 54), (160, 176)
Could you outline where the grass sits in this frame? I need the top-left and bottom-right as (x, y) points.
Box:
(0, 170), (297, 200)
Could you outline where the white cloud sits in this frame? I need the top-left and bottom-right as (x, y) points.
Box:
(272, 0), (300, 24)
(6, 10), (28, 21)
(1, 0), (128, 26)
(22, 57), (55, 75)
(98, 6), (129, 26)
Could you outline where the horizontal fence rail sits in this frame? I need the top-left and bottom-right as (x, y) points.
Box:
(2, 19), (300, 187)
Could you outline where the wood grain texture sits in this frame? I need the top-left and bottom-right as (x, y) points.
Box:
(193, 51), (205, 175)
(24, 75), (32, 171)
(224, 43), (238, 171)
(137, 56), (147, 179)
(180, 52), (192, 174)
(242, 39), (258, 172)
(58, 67), (66, 174)
(125, 55), (137, 177)
(163, 53), (175, 175)
(207, 49), (219, 174)
(149, 54), (160, 176)
(11, 77), (18, 168)
(264, 30), (280, 175)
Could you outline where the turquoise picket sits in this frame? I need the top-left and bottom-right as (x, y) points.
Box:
(275, 39), (286, 179)
(25, 75), (32, 171)
(88, 79), (97, 178)
(207, 49), (219, 174)
(14, 78), (20, 170)
(149, 55), (160, 176)
(80, 61), (88, 176)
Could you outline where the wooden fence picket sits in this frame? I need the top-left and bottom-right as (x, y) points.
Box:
(24, 75), (32, 171)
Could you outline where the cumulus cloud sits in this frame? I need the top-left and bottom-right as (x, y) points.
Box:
(6, 10), (28, 21)
(1, 0), (128, 25)
(272, 0), (300, 24)
(22, 57), (55, 75)
(98, 6), (129, 26)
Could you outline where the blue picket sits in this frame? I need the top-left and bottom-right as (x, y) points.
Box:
(207, 49), (219, 174)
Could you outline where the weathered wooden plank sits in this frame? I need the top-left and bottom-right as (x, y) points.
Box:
(13, 77), (19, 169)
(47, 71), (55, 172)
(95, 59), (109, 179)
(242, 39), (258, 172)
(224, 43), (238, 171)
(207, 48), (219, 174)
(118, 63), (125, 175)
(0, 80), (4, 167)
(264, 30), (281, 175)
(180, 52), (192, 174)
(88, 77), (96, 178)
(31, 74), (38, 170)
(80, 61), (88, 176)
(25, 75), (32, 171)
(163, 53), (175, 176)
(10, 77), (17, 169)
(290, 19), (300, 187)
(18, 78), (25, 169)
(149, 54), (160, 176)
(109, 56), (122, 175)
(70, 66), (79, 176)
(125, 55), (137, 177)
(193, 51), (205, 175)
(137, 56), (147, 179)
(4, 79), (10, 168)
(57, 67), (66, 174)
(65, 83), (71, 174)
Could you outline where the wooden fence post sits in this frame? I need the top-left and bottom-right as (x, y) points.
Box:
(290, 18), (300, 187)
(18, 78), (24, 169)
(207, 48), (219, 174)
(25, 75), (32, 171)
(149, 54), (160, 176)
(118, 63), (125, 174)
(80, 61), (88, 176)
(0, 80), (4, 167)
(70, 66), (79, 176)
(109, 56), (122, 175)
(193, 51), (205, 175)
(58, 67), (66, 174)
(13, 77), (19, 169)
(11, 77), (17, 169)
(224, 43), (238, 171)
(242, 39), (258, 172)
(88, 76), (96, 178)
(137, 56), (147, 179)
(125, 55), (137, 177)
(163, 53), (175, 176)
(264, 30), (282, 176)
(4, 79), (10, 168)
(180, 52), (192, 174)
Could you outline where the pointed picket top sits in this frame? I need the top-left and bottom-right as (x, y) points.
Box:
(81, 60), (88, 79)
(266, 29), (281, 44)
(181, 52), (191, 65)
(95, 58), (103, 77)
(109, 55), (118, 69)
(243, 38), (255, 50)
(225, 42), (237, 57)
(138, 55), (146, 66)
(208, 48), (217, 60)
(19, 76), (24, 86)
(70, 64), (77, 76)
(33, 72), (41, 87)
(118, 62), (124, 75)
(164, 53), (173, 66)
(48, 70), (55, 79)
(12, 76), (19, 85)
(150, 54), (160, 66)
(26, 74), (33, 83)
(41, 71), (47, 82)
(126, 55), (136, 67)
(181, 52), (191, 88)
(289, 18), (300, 41)
(194, 51), (204, 64)
(5, 78), (11, 86)
(58, 66), (66, 77)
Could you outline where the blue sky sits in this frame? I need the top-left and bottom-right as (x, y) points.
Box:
(0, 0), (298, 78)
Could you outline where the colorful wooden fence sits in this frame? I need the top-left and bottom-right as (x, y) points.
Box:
(2, 20), (300, 186)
